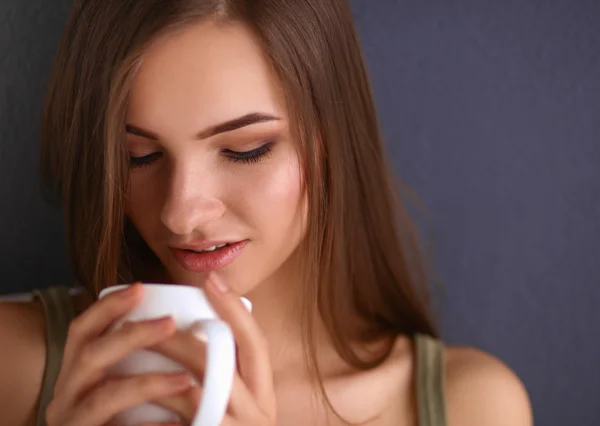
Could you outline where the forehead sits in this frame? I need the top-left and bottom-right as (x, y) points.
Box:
(127, 21), (285, 134)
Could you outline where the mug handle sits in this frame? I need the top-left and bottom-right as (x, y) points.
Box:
(189, 319), (236, 426)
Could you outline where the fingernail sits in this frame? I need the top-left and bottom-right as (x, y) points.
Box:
(126, 282), (142, 298)
(167, 373), (192, 389)
(149, 315), (174, 326)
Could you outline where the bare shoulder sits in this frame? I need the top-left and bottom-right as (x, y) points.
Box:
(444, 345), (533, 426)
(0, 300), (47, 426)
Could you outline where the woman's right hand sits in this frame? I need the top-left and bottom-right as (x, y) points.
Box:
(45, 283), (194, 426)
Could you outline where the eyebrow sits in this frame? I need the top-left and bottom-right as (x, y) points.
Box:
(125, 112), (280, 141)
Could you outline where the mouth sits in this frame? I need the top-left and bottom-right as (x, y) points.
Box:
(169, 240), (248, 273)
(187, 242), (231, 253)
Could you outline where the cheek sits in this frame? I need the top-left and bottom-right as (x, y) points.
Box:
(126, 174), (164, 229)
(262, 157), (302, 206)
(230, 148), (304, 231)
(124, 144), (305, 241)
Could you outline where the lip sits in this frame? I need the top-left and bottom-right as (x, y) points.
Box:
(173, 240), (239, 252)
(169, 240), (248, 273)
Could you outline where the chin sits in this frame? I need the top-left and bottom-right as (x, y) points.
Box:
(159, 252), (264, 295)
(164, 266), (234, 290)
(165, 270), (208, 287)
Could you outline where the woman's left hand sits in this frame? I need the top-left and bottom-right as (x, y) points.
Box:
(149, 276), (277, 426)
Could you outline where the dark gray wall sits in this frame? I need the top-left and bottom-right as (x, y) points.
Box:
(351, 2), (599, 425)
(0, 1), (73, 289)
(1, 1), (598, 425)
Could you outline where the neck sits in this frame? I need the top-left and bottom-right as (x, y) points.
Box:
(244, 257), (313, 376)
(241, 252), (352, 383)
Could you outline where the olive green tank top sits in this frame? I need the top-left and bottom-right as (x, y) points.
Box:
(32, 286), (447, 426)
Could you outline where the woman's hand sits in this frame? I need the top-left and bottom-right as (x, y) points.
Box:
(150, 277), (277, 426)
(45, 283), (193, 426)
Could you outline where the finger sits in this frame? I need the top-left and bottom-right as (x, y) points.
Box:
(136, 423), (182, 426)
(228, 372), (261, 416)
(108, 421), (183, 426)
(150, 331), (206, 379)
(62, 283), (143, 367)
(52, 284), (146, 413)
(68, 372), (192, 426)
(217, 414), (238, 426)
(152, 385), (202, 423)
(204, 275), (275, 409)
(58, 316), (177, 414)
(137, 423), (183, 426)
(150, 332), (256, 417)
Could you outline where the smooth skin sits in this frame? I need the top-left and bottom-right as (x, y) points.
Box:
(0, 282), (533, 426)
(0, 20), (532, 426)
(41, 278), (275, 426)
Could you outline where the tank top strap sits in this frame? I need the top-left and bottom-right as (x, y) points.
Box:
(31, 286), (77, 426)
(414, 333), (447, 426)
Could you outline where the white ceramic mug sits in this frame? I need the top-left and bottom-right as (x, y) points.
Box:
(98, 283), (252, 426)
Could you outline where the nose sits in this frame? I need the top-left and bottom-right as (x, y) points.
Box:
(160, 163), (225, 236)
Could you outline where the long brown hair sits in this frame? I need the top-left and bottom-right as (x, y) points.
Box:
(41, 0), (438, 420)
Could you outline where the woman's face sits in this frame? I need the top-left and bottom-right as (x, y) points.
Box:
(125, 21), (305, 293)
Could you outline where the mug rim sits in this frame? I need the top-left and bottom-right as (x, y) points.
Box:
(98, 283), (252, 311)
(98, 283), (196, 298)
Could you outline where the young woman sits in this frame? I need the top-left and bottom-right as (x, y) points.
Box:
(0, 1), (532, 425)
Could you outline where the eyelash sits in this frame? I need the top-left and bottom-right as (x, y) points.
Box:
(129, 142), (274, 169)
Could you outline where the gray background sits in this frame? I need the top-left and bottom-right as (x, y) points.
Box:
(1, 1), (598, 425)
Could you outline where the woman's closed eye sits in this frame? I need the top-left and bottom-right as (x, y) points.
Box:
(128, 141), (274, 169)
(129, 152), (163, 168)
(222, 141), (273, 164)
